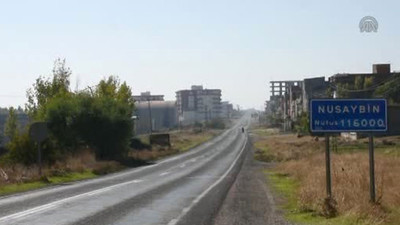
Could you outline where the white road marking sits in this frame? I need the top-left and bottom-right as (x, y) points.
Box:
(167, 219), (178, 225)
(159, 172), (170, 176)
(0, 179), (144, 223)
(10, 204), (56, 220)
(167, 136), (248, 225)
(180, 164), (186, 168)
(87, 187), (113, 196)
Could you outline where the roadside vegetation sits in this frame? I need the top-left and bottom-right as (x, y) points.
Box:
(0, 59), (225, 196)
(130, 129), (221, 161)
(251, 125), (400, 225)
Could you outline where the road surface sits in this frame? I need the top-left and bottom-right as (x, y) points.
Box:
(0, 116), (250, 225)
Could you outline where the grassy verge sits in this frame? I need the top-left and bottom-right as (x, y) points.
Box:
(171, 130), (217, 152)
(252, 127), (400, 225)
(0, 170), (96, 196)
(266, 170), (370, 225)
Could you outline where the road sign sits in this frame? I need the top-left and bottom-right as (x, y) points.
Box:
(29, 122), (48, 176)
(29, 122), (49, 143)
(310, 99), (387, 133)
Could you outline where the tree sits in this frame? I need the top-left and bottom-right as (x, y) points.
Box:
(294, 112), (309, 134)
(5, 132), (36, 165)
(45, 94), (79, 152)
(374, 75), (400, 104)
(73, 76), (135, 160)
(23, 60), (136, 161)
(3, 107), (37, 165)
(354, 76), (364, 90)
(364, 76), (374, 89)
(336, 83), (351, 98)
(95, 76), (135, 113)
(26, 58), (71, 120)
(4, 107), (18, 141)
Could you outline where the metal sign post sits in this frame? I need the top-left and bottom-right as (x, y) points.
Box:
(29, 122), (49, 176)
(310, 99), (387, 202)
(369, 134), (376, 203)
(325, 134), (332, 198)
(37, 143), (42, 176)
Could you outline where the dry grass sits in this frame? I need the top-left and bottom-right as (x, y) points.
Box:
(131, 129), (220, 161)
(279, 153), (400, 224)
(252, 130), (400, 224)
(253, 134), (325, 161)
(0, 149), (122, 188)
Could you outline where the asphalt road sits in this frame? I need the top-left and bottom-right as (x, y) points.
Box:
(0, 116), (250, 225)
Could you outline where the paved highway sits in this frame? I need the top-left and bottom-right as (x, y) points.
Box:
(0, 115), (250, 225)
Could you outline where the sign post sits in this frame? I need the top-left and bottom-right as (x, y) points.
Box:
(310, 99), (387, 202)
(29, 122), (49, 176)
(325, 134), (332, 198)
(368, 134), (375, 202)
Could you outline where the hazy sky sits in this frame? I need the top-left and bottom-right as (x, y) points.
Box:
(0, 0), (399, 110)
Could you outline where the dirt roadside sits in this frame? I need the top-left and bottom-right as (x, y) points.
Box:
(212, 137), (292, 225)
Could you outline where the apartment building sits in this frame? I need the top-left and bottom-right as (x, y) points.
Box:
(176, 85), (222, 125)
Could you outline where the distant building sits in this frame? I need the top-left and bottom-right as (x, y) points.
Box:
(266, 81), (302, 130)
(221, 101), (234, 119)
(133, 91), (164, 102)
(176, 85), (222, 125)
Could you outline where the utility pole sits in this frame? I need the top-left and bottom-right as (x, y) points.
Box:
(147, 99), (153, 134)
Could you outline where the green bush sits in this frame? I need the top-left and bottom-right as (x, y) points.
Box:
(294, 112), (310, 134)
(73, 94), (133, 160)
(45, 94), (80, 153)
(7, 59), (137, 166)
(5, 132), (36, 165)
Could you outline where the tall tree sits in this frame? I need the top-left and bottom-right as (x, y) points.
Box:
(26, 58), (72, 119)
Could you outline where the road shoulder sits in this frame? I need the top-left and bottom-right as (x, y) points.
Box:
(212, 139), (291, 225)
